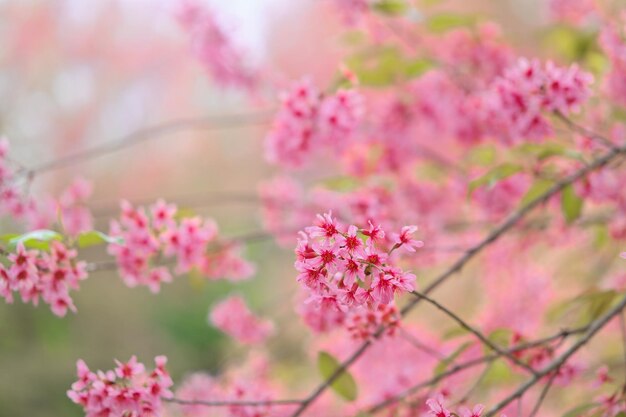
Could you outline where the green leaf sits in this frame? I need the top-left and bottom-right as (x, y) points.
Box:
(561, 184), (584, 224)
(520, 179), (554, 207)
(561, 403), (600, 417)
(434, 341), (472, 376)
(467, 163), (522, 196)
(8, 229), (62, 251)
(514, 143), (584, 162)
(318, 351), (358, 401)
(542, 26), (598, 62)
(482, 359), (515, 386)
(584, 289), (618, 322)
(426, 13), (476, 33)
(323, 176), (360, 192)
(466, 145), (497, 167)
(77, 231), (124, 248)
(442, 326), (470, 340)
(371, 0), (408, 15)
(485, 328), (513, 353)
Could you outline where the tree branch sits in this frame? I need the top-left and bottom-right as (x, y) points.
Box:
(19, 112), (271, 178)
(289, 143), (626, 417)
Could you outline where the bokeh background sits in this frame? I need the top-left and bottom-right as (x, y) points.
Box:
(0, 0), (582, 415)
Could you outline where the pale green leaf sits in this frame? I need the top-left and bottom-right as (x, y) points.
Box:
(318, 351), (358, 401)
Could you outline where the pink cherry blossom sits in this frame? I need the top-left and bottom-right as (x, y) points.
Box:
(67, 356), (172, 417)
(210, 295), (274, 344)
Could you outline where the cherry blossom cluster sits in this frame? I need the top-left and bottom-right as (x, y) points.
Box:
(0, 241), (87, 317)
(482, 58), (594, 143)
(265, 79), (364, 168)
(176, 0), (257, 90)
(174, 355), (280, 417)
(209, 295), (274, 345)
(67, 356), (172, 417)
(107, 199), (254, 293)
(295, 212), (420, 336)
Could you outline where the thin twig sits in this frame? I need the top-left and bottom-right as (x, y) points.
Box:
(411, 290), (538, 375)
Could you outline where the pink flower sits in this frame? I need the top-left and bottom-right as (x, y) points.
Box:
(427, 395), (452, 417)
(392, 225), (423, 252)
(67, 356), (172, 417)
(264, 80), (363, 168)
(2, 241), (87, 317)
(459, 404), (485, 417)
(210, 296), (274, 344)
(108, 200), (253, 291)
(295, 212), (420, 334)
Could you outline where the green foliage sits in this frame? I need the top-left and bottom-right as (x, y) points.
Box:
(371, 0), (408, 16)
(2, 230), (62, 251)
(481, 359), (516, 386)
(345, 46), (434, 87)
(426, 13), (477, 33)
(317, 351), (358, 401)
(561, 184), (584, 224)
(467, 163), (523, 196)
(323, 176), (361, 192)
(514, 143), (584, 162)
(466, 145), (497, 167)
(485, 328), (513, 354)
(77, 231), (124, 248)
(519, 179), (554, 207)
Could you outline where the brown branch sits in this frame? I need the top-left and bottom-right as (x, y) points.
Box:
(19, 112), (271, 178)
(290, 143), (626, 417)
(485, 293), (626, 417)
(411, 290), (538, 375)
